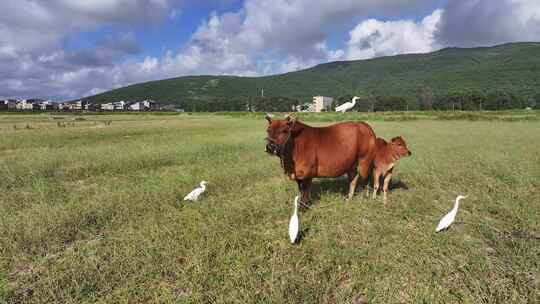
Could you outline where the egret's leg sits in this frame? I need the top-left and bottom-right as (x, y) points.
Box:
(297, 178), (312, 209)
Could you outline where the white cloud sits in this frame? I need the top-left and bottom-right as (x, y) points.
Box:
(345, 9), (442, 60)
(0, 0), (181, 99)
(435, 0), (540, 47)
(1, 0), (439, 99)
(2, 0), (540, 100)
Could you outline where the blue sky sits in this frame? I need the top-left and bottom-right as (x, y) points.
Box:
(64, 1), (246, 61)
(0, 0), (538, 100)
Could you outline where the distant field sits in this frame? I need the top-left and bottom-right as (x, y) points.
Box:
(1, 112), (539, 303)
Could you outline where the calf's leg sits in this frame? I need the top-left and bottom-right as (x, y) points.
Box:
(382, 170), (393, 203)
(372, 168), (382, 199)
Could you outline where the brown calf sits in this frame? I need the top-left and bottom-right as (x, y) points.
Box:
(372, 136), (411, 202)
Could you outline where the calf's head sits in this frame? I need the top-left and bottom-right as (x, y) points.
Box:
(264, 113), (296, 156)
(391, 136), (412, 158)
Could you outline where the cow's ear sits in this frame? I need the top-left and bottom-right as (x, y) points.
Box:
(265, 113), (273, 123)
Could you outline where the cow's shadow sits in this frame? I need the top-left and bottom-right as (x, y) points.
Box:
(388, 179), (409, 191)
(310, 177), (349, 202)
(309, 176), (409, 203)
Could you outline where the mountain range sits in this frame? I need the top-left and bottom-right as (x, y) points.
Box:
(83, 42), (540, 105)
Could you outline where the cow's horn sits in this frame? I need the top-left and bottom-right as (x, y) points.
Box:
(265, 113), (274, 122)
(285, 113), (296, 123)
(284, 113), (295, 120)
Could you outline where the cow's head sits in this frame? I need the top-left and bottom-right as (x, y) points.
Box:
(265, 113), (297, 156)
(391, 136), (412, 158)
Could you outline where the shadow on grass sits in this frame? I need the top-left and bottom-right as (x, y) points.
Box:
(306, 176), (409, 207)
(294, 227), (310, 245)
(388, 179), (409, 191)
(310, 177), (349, 202)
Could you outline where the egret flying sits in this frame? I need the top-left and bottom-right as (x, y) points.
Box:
(335, 96), (359, 113)
(183, 181), (208, 201)
(436, 195), (468, 232)
(288, 196), (300, 244)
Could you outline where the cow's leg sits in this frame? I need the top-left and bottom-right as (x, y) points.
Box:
(346, 168), (356, 184)
(382, 169), (393, 203)
(347, 173), (360, 201)
(346, 167), (356, 196)
(358, 157), (372, 199)
(297, 178), (312, 209)
(372, 169), (382, 199)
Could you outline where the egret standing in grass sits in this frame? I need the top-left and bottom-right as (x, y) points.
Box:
(335, 96), (359, 113)
(289, 196), (300, 244)
(183, 181), (208, 201)
(436, 195), (467, 232)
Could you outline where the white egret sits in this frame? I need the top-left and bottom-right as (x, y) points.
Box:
(436, 195), (468, 232)
(183, 181), (208, 201)
(335, 96), (359, 113)
(289, 196), (300, 244)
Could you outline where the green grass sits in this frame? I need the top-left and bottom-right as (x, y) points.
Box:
(1, 113), (539, 303)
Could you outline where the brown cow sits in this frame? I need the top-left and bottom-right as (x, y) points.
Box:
(371, 136), (411, 202)
(265, 113), (376, 205)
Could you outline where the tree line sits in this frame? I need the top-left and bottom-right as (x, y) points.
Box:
(171, 89), (540, 112)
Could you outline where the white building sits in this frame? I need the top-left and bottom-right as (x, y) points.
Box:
(71, 100), (86, 110)
(36, 100), (53, 110)
(127, 100), (158, 111)
(113, 101), (126, 110)
(101, 103), (114, 111)
(312, 96), (333, 112)
(128, 102), (142, 111)
(16, 99), (34, 110)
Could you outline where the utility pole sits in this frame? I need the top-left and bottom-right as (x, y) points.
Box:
(261, 88), (264, 97)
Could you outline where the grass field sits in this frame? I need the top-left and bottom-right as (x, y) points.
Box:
(1, 112), (539, 303)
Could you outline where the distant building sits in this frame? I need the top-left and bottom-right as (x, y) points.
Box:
(127, 101), (142, 111)
(36, 100), (54, 110)
(16, 99), (35, 110)
(127, 100), (147, 111)
(84, 102), (100, 111)
(53, 102), (68, 111)
(312, 96), (333, 112)
(145, 99), (160, 111)
(71, 100), (87, 111)
(113, 101), (126, 110)
(101, 103), (114, 111)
